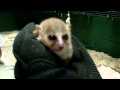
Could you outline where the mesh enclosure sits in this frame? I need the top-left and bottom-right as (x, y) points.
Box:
(42, 11), (120, 19)
(70, 11), (120, 19)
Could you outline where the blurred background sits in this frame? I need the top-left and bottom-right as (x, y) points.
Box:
(0, 11), (120, 58)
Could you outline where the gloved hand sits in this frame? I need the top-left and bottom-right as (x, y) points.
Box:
(13, 22), (102, 79)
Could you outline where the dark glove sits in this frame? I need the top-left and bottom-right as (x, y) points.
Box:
(13, 22), (102, 79)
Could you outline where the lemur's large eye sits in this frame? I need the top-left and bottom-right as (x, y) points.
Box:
(48, 34), (57, 40)
(62, 34), (68, 40)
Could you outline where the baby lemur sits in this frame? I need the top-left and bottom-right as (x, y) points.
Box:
(33, 17), (73, 65)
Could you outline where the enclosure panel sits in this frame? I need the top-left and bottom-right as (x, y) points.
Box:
(73, 31), (120, 58)
(0, 11), (17, 32)
(71, 14), (120, 58)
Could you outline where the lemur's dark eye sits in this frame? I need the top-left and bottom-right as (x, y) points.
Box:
(48, 34), (57, 40)
(62, 34), (68, 40)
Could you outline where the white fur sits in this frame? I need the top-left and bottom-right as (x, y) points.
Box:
(55, 43), (73, 60)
